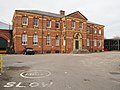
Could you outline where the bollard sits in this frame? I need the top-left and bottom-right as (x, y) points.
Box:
(0, 54), (3, 73)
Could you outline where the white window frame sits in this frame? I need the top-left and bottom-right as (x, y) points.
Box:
(87, 39), (90, 46)
(22, 34), (27, 45)
(33, 18), (38, 27)
(46, 35), (51, 46)
(46, 20), (51, 28)
(72, 20), (75, 29)
(98, 40), (102, 47)
(55, 35), (59, 46)
(86, 27), (90, 34)
(22, 16), (28, 25)
(94, 28), (97, 34)
(63, 35), (66, 46)
(55, 22), (60, 29)
(94, 39), (97, 46)
(63, 21), (66, 28)
(80, 22), (83, 29)
(33, 34), (38, 45)
(99, 30), (102, 34)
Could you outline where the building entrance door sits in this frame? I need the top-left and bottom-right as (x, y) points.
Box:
(75, 40), (79, 49)
(0, 38), (8, 53)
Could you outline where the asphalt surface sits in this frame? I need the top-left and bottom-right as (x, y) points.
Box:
(0, 51), (120, 90)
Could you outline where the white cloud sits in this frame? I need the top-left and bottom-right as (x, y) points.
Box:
(0, 0), (120, 38)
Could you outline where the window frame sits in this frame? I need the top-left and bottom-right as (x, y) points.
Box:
(22, 16), (28, 25)
(94, 28), (97, 34)
(46, 20), (51, 28)
(55, 35), (59, 46)
(72, 20), (75, 29)
(86, 26), (90, 34)
(79, 22), (83, 29)
(33, 18), (38, 27)
(63, 21), (66, 28)
(55, 22), (60, 29)
(22, 34), (27, 45)
(33, 34), (38, 45)
(94, 39), (97, 47)
(99, 30), (102, 34)
(63, 35), (66, 46)
(46, 35), (51, 46)
(87, 39), (90, 46)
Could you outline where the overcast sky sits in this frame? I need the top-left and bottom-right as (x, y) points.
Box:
(0, 0), (120, 38)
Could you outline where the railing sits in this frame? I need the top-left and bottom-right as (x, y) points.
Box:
(0, 54), (3, 73)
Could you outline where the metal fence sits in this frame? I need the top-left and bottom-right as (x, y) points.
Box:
(0, 54), (3, 73)
(104, 39), (120, 51)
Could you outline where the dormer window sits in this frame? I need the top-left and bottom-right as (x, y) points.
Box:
(22, 16), (28, 25)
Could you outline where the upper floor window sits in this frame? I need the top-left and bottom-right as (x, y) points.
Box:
(87, 39), (90, 46)
(46, 35), (50, 45)
(80, 22), (83, 29)
(63, 21), (66, 28)
(99, 30), (102, 34)
(55, 22), (60, 29)
(55, 35), (59, 46)
(33, 18), (38, 27)
(46, 20), (51, 28)
(22, 34), (27, 45)
(94, 28), (97, 34)
(72, 20), (75, 28)
(86, 27), (90, 34)
(22, 16), (28, 25)
(33, 34), (38, 45)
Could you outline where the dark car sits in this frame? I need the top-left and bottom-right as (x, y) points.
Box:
(24, 48), (35, 55)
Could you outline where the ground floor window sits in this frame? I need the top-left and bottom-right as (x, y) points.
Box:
(33, 34), (38, 45)
(46, 35), (50, 45)
(22, 34), (27, 45)
(94, 39), (97, 46)
(87, 39), (90, 46)
(56, 35), (59, 46)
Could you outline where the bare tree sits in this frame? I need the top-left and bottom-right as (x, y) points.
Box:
(112, 36), (120, 39)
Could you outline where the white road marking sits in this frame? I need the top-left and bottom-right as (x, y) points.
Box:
(66, 84), (72, 89)
(65, 72), (68, 74)
(20, 70), (51, 79)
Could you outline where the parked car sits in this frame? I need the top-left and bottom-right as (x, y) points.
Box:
(24, 48), (35, 55)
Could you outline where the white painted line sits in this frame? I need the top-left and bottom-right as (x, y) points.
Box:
(65, 72), (68, 74)
(20, 70), (51, 79)
(66, 84), (72, 89)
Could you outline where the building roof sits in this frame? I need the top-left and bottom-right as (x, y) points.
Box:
(66, 11), (88, 20)
(0, 21), (12, 30)
(87, 21), (104, 26)
(16, 10), (64, 18)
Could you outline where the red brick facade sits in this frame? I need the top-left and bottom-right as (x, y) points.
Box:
(12, 10), (104, 53)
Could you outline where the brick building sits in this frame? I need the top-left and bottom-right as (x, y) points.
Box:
(0, 21), (12, 53)
(12, 10), (104, 54)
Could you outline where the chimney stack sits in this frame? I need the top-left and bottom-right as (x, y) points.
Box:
(60, 10), (65, 15)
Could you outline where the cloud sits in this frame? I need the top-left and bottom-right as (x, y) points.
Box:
(0, 0), (120, 38)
